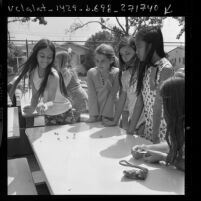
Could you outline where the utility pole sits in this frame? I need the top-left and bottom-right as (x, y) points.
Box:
(26, 39), (29, 58)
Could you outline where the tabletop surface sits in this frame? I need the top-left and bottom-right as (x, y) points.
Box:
(7, 107), (20, 139)
(26, 122), (185, 195)
(8, 158), (37, 195)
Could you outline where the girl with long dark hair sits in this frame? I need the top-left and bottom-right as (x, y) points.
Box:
(128, 26), (174, 143)
(132, 76), (185, 171)
(103, 36), (144, 132)
(9, 39), (76, 125)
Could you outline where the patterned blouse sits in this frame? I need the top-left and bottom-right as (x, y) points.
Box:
(141, 57), (174, 142)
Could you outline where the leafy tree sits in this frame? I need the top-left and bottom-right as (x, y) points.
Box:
(66, 17), (185, 41)
(83, 30), (114, 71)
(8, 17), (47, 25)
(172, 17), (185, 39)
(7, 42), (24, 70)
(8, 17), (47, 72)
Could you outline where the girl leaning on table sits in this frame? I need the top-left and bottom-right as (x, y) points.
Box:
(55, 50), (88, 122)
(103, 36), (145, 133)
(86, 43), (119, 123)
(132, 75), (185, 171)
(9, 39), (78, 126)
(128, 26), (174, 143)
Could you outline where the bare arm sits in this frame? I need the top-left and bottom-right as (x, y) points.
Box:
(30, 75), (39, 110)
(35, 72), (59, 114)
(143, 142), (169, 153)
(114, 91), (127, 124)
(87, 69), (99, 117)
(110, 70), (120, 99)
(127, 92), (144, 134)
(45, 73), (58, 106)
(62, 69), (72, 87)
(152, 67), (173, 142)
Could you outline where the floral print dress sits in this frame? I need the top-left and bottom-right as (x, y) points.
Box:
(141, 57), (173, 142)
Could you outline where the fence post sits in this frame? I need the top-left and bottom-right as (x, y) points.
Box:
(26, 39), (29, 58)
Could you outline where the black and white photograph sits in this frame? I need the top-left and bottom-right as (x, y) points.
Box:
(6, 16), (186, 195)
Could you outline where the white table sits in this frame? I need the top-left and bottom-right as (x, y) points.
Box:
(26, 122), (184, 195)
(8, 158), (37, 195)
(7, 107), (20, 139)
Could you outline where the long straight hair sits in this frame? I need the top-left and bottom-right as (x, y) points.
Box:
(117, 36), (139, 92)
(160, 76), (185, 166)
(135, 26), (166, 96)
(10, 39), (67, 102)
(56, 50), (79, 81)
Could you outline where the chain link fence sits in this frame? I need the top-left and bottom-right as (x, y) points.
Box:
(8, 39), (185, 77)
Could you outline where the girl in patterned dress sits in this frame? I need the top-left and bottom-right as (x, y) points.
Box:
(103, 37), (145, 132)
(87, 44), (119, 123)
(55, 51), (88, 122)
(9, 39), (76, 126)
(132, 76), (185, 171)
(128, 26), (174, 143)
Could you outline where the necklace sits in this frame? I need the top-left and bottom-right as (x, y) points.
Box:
(99, 70), (105, 85)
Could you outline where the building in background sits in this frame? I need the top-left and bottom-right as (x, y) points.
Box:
(56, 43), (89, 75)
(15, 41), (89, 75)
(167, 46), (185, 71)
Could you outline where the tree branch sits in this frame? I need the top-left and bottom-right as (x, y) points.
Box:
(8, 19), (22, 23)
(115, 17), (127, 34)
(67, 20), (114, 33)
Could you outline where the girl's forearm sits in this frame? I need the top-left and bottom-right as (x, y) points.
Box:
(114, 92), (127, 124)
(147, 142), (169, 153)
(152, 95), (162, 139)
(30, 93), (39, 109)
(129, 94), (144, 132)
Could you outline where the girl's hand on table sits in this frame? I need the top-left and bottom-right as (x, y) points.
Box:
(23, 105), (35, 115)
(143, 150), (167, 163)
(36, 102), (48, 115)
(102, 119), (117, 127)
(131, 144), (148, 152)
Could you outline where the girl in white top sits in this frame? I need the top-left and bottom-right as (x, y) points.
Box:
(9, 39), (76, 126)
(103, 37), (145, 132)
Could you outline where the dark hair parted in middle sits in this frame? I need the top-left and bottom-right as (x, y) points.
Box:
(135, 26), (166, 95)
(117, 36), (140, 91)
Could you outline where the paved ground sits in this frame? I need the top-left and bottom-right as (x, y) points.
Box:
(26, 154), (50, 195)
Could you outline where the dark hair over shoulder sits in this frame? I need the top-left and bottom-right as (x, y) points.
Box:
(10, 39), (56, 101)
(135, 26), (165, 95)
(117, 36), (137, 91)
(160, 76), (185, 167)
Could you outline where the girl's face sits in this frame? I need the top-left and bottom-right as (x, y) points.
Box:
(95, 53), (113, 71)
(135, 38), (149, 62)
(119, 46), (135, 63)
(55, 55), (69, 75)
(37, 47), (53, 69)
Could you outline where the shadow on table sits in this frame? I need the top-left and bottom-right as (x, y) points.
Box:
(90, 126), (123, 138)
(99, 135), (135, 158)
(120, 157), (184, 194)
(99, 135), (152, 159)
(67, 122), (103, 133)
